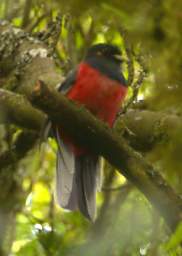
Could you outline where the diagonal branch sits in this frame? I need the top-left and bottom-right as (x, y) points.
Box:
(0, 89), (44, 130)
(0, 22), (181, 232)
(0, 75), (181, 232)
(29, 80), (182, 231)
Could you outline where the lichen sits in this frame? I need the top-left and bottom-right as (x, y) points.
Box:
(29, 48), (48, 58)
(0, 26), (42, 61)
(0, 20), (9, 26)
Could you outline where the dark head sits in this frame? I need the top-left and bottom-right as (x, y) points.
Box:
(85, 43), (122, 65)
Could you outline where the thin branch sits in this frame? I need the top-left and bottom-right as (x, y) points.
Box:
(37, 15), (62, 53)
(102, 182), (132, 192)
(116, 28), (148, 118)
(26, 13), (48, 32)
(0, 130), (38, 170)
(121, 52), (148, 114)
(96, 163), (116, 227)
(3, 0), (10, 20)
(91, 182), (133, 238)
(21, 0), (33, 28)
(119, 27), (135, 86)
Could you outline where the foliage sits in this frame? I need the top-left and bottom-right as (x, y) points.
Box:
(0, 0), (181, 255)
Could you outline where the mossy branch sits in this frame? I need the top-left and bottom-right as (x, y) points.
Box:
(0, 21), (181, 231)
(29, 80), (182, 231)
(0, 89), (44, 130)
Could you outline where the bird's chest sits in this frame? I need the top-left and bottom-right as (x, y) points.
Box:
(67, 63), (127, 126)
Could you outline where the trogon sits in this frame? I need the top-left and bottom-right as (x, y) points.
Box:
(50, 43), (127, 221)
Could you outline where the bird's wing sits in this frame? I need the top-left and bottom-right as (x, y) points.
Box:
(58, 68), (77, 94)
(54, 69), (78, 209)
(41, 68), (77, 140)
(44, 66), (100, 220)
(55, 128), (77, 210)
(56, 143), (100, 221)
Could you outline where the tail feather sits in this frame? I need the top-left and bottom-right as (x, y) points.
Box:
(75, 156), (99, 221)
(55, 129), (101, 220)
(96, 158), (103, 192)
(56, 129), (76, 210)
(56, 150), (77, 210)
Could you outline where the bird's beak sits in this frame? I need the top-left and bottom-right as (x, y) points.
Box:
(114, 54), (123, 63)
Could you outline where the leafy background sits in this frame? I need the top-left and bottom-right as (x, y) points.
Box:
(0, 0), (182, 255)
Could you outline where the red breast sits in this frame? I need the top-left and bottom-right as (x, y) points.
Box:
(67, 63), (127, 126)
(61, 63), (127, 156)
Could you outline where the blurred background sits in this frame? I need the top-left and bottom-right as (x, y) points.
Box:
(0, 0), (182, 255)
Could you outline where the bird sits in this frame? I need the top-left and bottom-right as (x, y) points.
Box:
(49, 43), (128, 221)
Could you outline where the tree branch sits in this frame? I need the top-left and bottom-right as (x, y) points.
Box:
(1, 88), (181, 154)
(21, 0), (33, 28)
(29, 80), (182, 231)
(0, 22), (181, 231)
(0, 89), (44, 130)
(120, 109), (182, 151)
(0, 130), (38, 170)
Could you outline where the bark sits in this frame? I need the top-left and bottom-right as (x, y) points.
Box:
(120, 109), (182, 151)
(30, 81), (182, 231)
(21, 0), (33, 28)
(0, 21), (182, 235)
(1, 89), (181, 152)
(0, 21), (56, 250)
(0, 89), (44, 130)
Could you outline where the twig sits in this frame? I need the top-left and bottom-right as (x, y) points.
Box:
(37, 15), (62, 54)
(21, 0), (33, 28)
(26, 13), (48, 32)
(96, 163), (116, 223)
(0, 130), (38, 170)
(116, 28), (148, 118)
(3, 0), (10, 20)
(119, 27), (134, 86)
(121, 51), (148, 115)
(91, 182), (132, 237)
(102, 182), (132, 192)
